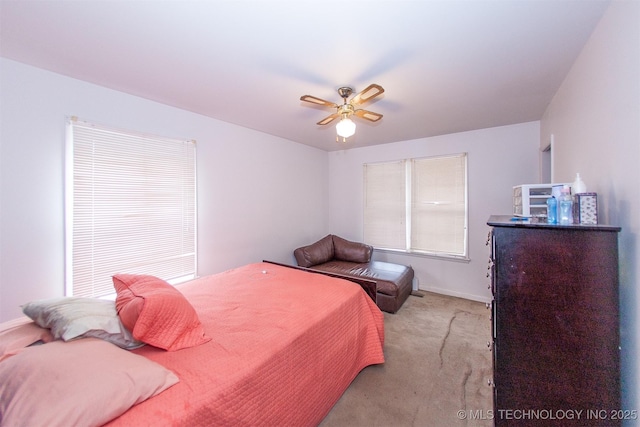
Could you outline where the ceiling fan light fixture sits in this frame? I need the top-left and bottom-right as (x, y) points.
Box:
(300, 83), (384, 143)
(336, 116), (356, 138)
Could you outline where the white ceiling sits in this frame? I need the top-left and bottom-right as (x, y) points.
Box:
(0, 0), (610, 151)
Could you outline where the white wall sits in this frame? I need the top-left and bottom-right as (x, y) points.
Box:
(540, 0), (640, 419)
(327, 121), (540, 302)
(0, 58), (329, 321)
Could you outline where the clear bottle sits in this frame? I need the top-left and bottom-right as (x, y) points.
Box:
(559, 185), (573, 225)
(546, 196), (557, 224)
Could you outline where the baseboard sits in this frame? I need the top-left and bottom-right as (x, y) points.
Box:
(418, 285), (492, 304)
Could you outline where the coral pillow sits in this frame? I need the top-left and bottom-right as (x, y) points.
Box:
(0, 338), (178, 426)
(113, 274), (210, 351)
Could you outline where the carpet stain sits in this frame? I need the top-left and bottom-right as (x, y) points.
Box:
(460, 364), (473, 417)
(439, 309), (470, 368)
(439, 311), (456, 367)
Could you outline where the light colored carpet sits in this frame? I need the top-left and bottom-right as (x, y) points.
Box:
(320, 292), (494, 427)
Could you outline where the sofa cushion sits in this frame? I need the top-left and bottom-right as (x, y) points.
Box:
(332, 235), (372, 263)
(296, 234), (335, 268)
(312, 260), (412, 297)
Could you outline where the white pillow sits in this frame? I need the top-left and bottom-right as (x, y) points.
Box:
(0, 338), (178, 427)
(22, 297), (143, 349)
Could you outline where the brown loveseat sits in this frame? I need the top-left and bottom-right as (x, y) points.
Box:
(294, 235), (414, 313)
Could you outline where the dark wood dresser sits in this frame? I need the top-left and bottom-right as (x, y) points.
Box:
(487, 215), (621, 426)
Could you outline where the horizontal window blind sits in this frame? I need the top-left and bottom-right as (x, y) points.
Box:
(363, 153), (468, 259)
(66, 118), (197, 297)
(364, 160), (407, 250)
(411, 154), (467, 256)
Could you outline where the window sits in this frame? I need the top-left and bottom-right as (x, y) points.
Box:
(65, 117), (197, 298)
(363, 153), (468, 259)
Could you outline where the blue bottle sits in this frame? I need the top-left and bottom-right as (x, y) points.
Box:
(546, 196), (557, 224)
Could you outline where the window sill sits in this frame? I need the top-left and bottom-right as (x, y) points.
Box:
(373, 248), (471, 263)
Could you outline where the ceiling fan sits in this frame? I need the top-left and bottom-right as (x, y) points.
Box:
(300, 84), (385, 142)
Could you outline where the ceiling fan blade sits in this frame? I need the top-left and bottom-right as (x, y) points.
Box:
(350, 84), (384, 105)
(317, 113), (340, 125)
(300, 95), (338, 108)
(354, 109), (383, 122)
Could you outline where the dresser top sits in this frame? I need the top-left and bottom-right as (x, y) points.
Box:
(487, 215), (621, 232)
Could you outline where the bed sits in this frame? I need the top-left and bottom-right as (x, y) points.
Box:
(0, 262), (385, 426)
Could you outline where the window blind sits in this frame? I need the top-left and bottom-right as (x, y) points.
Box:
(66, 118), (197, 298)
(363, 160), (407, 250)
(363, 153), (468, 259)
(411, 154), (467, 257)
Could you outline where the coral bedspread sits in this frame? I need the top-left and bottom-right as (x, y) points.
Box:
(106, 262), (385, 426)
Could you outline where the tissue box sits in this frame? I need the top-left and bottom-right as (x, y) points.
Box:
(575, 193), (598, 224)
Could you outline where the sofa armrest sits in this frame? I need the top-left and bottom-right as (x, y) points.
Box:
(332, 235), (373, 263)
(293, 234), (335, 268)
(293, 247), (307, 267)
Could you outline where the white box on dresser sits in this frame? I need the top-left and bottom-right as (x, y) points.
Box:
(513, 183), (570, 218)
